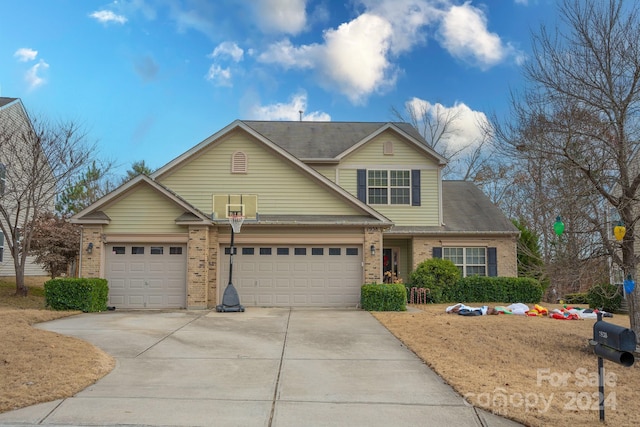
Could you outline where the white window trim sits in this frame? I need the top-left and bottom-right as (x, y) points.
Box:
(443, 247), (487, 277)
(367, 169), (411, 205)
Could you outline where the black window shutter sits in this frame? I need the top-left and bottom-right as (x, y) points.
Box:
(411, 169), (421, 206)
(432, 247), (442, 258)
(357, 169), (366, 202)
(487, 247), (497, 277)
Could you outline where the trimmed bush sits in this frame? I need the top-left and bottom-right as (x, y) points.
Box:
(442, 276), (543, 303)
(563, 292), (588, 305)
(587, 283), (623, 313)
(361, 283), (407, 311)
(409, 258), (460, 303)
(45, 278), (109, 312)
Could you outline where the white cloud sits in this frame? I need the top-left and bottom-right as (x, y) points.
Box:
(255, 0), (307, 35)
(259, 13), (396, 104)
(90, 10), (128, 24)
(258, 39), (317, 69)
(14, 48), (38, 62)
(437, 2), (510, 69)
(25, 59), (49, 91)
(205, 64), (232, 86)
(248, 92), (330, 121)
(320, 14), (396, 103)
(358, 0), (441, 54)
(210, 42), (244, 62)
(405, 97), (489, 152)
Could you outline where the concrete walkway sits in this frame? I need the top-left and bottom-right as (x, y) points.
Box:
(0, 308), (522, 427)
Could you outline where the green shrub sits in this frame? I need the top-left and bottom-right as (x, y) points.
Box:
(587, 283), (623, 313)
(361, 283), (407, 311)
(442, 276), (543, 303)
(563, 292), (588, 305)
(409, 258), (460, 303)
(44, 278), (109, 312)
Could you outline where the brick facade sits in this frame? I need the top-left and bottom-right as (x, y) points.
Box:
(364, 227), (384, 283)
(187, 226), (208, 309)
(80, 225), (103, 279)
(207, 227), (219, 308)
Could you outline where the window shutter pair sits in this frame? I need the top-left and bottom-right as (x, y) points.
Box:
(431, 247), (497, 277)
(356, 169), (421, 206)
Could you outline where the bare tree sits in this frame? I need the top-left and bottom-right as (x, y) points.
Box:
(0, 100), (94, 296)
(493, 0), (640, 341)
(392, 101), (496, 180)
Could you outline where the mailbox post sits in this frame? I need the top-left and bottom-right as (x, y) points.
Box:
(592, 312), (637, 422)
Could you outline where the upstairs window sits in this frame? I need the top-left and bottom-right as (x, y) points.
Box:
(0, 231), (4, 262)
(231, 151), (248, 173)
(367, 170), (410, 205)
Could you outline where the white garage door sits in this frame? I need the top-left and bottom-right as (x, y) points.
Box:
(105, 243), (187, 309)
(220, 245), (363, 307)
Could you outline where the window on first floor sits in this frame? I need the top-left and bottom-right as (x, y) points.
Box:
(0, 231), (4, 262)
(442, 247), (487, 277)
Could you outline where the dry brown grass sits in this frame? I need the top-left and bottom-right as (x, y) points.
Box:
(373, 304), (640, 427)
(0, 278), (115, 413)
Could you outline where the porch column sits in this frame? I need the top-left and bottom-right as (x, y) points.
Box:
(80, 225), (103, 278)
(187, 226), (208, 309)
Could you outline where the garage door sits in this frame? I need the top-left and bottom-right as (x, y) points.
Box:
(106, 244), (187, 309)
(220, 245), (363, 307)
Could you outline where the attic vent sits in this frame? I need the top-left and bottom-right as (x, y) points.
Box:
(383, 141), (394, 155)
(231, 151), (248, 173)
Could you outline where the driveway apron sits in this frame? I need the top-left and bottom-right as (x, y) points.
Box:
(0, 308), (521, 427)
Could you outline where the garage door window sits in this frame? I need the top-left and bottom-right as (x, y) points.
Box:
(242, 247), (254, 255)
(277, 248), (289, 255)
(260, 247), (272, 255)
(312, 248), (323, 255)
(329, 248), (341, 255)
(113, 246), (125, 254)
(170, 247), (183, 255)
(295, 248), (306, 255)
(151, 247), (164, 255)
(346, 248), (359, 255)
(132, 247), (145, 255)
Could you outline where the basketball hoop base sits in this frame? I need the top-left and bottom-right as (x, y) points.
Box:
(215, 283), (245, 312)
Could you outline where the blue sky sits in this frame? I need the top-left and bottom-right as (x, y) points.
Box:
(0, 0), (556, 176)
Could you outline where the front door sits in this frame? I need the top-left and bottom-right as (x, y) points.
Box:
(382, 248), (397, 283)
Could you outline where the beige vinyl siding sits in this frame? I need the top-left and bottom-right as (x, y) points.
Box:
(335, 131), (441, 226)
(338, 169), (440, 227)
(309, 165), (338, 182)
(103, 185), (186, 233)
(158, 130), (362, 216)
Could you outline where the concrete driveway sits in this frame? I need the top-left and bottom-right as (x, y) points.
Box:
(0, 308), (521, 427)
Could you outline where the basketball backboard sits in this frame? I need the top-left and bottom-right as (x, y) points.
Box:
(212, 194), (258, 220)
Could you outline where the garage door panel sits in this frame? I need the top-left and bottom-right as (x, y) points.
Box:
(106, 244), (186, 309)
(222, 244), (362, 307)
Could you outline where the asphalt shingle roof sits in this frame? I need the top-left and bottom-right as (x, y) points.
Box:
(241, 120), (429, 159)
(0, 97), (18, 108)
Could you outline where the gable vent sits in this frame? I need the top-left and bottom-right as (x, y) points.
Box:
(231, 151), (248, 173)
(383, 141), (394, 155)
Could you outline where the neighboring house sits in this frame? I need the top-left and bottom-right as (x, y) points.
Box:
(71, 120), (518, 309)
(0, 97), (50, 278)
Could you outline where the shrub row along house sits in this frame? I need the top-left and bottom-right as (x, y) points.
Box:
(69, 120), (518, 309)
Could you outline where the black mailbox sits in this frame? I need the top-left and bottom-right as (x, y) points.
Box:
(593, 320), (637, 367)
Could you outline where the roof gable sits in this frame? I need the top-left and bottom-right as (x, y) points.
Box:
(151, 121), (391, 222)
(240, 120), (446, 165)
(70, 175), (210, 224)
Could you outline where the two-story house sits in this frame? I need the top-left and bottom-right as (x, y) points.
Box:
(71, 120), (518, 309)
(0, 97), (50, 278)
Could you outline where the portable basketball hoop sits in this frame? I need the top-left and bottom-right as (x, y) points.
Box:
(216, 211), (246, 312)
